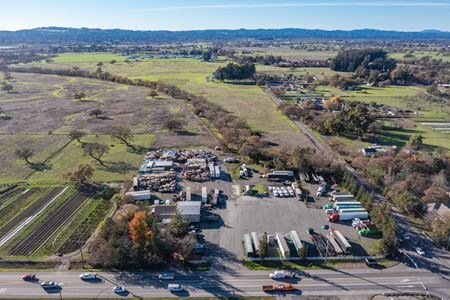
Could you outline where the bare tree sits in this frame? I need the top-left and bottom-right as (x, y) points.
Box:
(15, 147), (34, 164)
(162, 118), (184, 132)
(69, 129), (87, 143)
(83, 143), (109, 166)
(108, 126), (134, 147)
(89, 108), (103, 118)
(74, 91), (86, 101)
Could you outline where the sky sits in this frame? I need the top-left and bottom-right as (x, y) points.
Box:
(1, 0), (450, 32)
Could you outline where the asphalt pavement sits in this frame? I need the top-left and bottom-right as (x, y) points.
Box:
(0, 264), (449, 299)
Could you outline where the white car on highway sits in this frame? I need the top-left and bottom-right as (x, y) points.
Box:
(80, 272), (97, 280)
(40, 281), (59, 288)
(113, 286), (127, 294)
(269, 270), (295, 279)
(158, 273), (175, 280)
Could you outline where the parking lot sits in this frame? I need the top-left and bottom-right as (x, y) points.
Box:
(201, 174), (379, 261)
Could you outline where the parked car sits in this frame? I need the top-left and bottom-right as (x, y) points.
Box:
(80, 272), (97, 280)
(365, 258), (377, 267)
(113, 286), (127, 294)
(158, 273), (175, 280)
(168, 283), (184, 292)
(22, 274), (36, 281)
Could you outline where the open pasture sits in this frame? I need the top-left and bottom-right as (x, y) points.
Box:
(0, 72), (215, 184)
(23, 54), (303, 148)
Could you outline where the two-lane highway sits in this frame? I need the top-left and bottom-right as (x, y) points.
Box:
(0, 265), (449, 298)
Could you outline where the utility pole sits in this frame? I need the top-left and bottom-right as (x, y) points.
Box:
(80, 245), (85, 269)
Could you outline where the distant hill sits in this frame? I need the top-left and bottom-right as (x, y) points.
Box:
(0, 27), (449, 44)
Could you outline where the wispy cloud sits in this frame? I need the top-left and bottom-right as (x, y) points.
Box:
(130, 2), (450, 12)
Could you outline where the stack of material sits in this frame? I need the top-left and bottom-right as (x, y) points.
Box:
(139, 171), (177, 192)
(144, 150), (163, 160)
(183, 158), (210, 182)
(178, 149), (218, 162)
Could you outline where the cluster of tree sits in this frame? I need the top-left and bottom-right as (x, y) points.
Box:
(340, 172), (397, 254)
(311, 103), (375, 137)
(87, 203), (196, 268)
(8, 66), (255, 152)
(237, 55), (284, 66)
(325, 74), (361, 89)
(330, 49), (397, 86)
(213, 62), (256, 81)
(352, 149), (449, 233)
(331, 49), (392, 72)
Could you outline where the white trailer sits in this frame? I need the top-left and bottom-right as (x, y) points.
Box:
(334, 201), (362, 209)
(328, 236), (344, 255)
(185, 186), (192, 201)
(214, 166), (221, 179)
(289, 231), (303, 255)
(209, 163), (215, 178)
(201, 187), (208, 203)
(276, 232), (290, 258)
(338, 210), (369, 221)
(125, 190), (151, 201)
(332, 230), (352, 254)
(332, 194), (355, 202)
(251, 232), (260, 254)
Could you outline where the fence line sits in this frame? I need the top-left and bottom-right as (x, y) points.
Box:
(245, 254), (385, 261)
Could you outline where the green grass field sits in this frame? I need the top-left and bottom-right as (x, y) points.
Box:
(28, 54), (299, 135)
(26, 134), (153, 185)
(51, 52), (127, 63)
(256, 65), (349, 79)
(389, 51), (450, 62)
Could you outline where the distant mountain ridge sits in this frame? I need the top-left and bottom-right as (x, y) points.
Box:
(0, 27), (449, 44)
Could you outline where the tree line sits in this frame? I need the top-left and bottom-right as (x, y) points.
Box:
(87, 202), (195, 268)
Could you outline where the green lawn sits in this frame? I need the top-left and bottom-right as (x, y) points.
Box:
(256, 65), (349, 79)
(26, 134), (153, 185)
(51, 52), (128, 63)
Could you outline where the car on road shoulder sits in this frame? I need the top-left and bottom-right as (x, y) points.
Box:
(40, 281), (59, 288)
(365, 258), (377, 267)
(113, 286), (127, 294)
(22, 273), (36, 281)
(158, 273), (175, 280)
(80, 272), (97, 280)
(168, 283), (184, 292)
(415, 247), (425, 256)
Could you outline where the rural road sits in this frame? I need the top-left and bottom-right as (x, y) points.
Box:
(0, 264), (449, 299)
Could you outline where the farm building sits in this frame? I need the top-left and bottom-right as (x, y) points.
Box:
(177, 201), (202, 223)
(152, 205), (177, 223)
(151, 201), (201, 223)
(125, 190), (152, 201)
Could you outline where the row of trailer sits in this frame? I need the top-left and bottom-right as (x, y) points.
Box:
(326, 192), (370, 222)
(244, 231), (304, 258)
